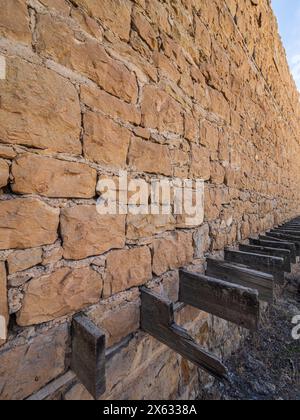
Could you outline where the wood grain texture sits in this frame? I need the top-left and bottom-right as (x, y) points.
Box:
(239, 244), (291, 272)
(249, 238), (296, 263)
(140, 287), (228, 381)
(71, 315), (106, 400)
(265, 232), (300, 255)
(179, 270), (259, 331)
(206, 258), (274, 303)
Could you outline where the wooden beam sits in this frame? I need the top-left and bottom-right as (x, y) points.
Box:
(224, 249), (285, 281)
(206, 258), (274, 303)
(239, 244), (291, 272)
(71, 315), (106, 400)
(272, 229), (300, 236)
(140, 287), (228, 381)
(265, 232), (300, 255)
(179, 270), (259, 331)
(249, 238), (296, 263)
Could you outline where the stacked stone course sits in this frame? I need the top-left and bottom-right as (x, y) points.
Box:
(0, 0), (299, 400)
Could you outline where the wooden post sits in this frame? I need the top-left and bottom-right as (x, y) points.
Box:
(249, 238), (296, 263)
(140, 287), (228, 381)
(206, 258), (274, 303)
(179, 270), (259, 331)
(239, 244), (291, 272)
(71, 315), (106, 400)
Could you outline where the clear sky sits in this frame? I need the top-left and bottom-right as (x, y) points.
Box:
(271, 0), (300, 90)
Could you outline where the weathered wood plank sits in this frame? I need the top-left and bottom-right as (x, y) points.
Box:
(179, 270), (259, 331)
(249, 238), (296, 263)
(239, 244), (291, 272)
(224, 249), (285, 282)
(71, 315), (106, 400)
(265, 232), (300, 256)
(140, 287), (227, 381)
(272, 229), (300, 236)
(206, 258), (274, 303)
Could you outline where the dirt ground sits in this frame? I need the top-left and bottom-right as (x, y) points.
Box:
(199, 265), (300, 401)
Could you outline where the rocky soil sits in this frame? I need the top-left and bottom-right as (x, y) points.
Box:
(199, 266), (300, 401)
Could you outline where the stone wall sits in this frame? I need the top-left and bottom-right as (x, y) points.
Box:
(0, 0), (299, 400)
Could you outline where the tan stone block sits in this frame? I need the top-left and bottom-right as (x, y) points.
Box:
(36, 14), (137, 103)
(0, 262), (8, 347)
(210, 161), (225, 184)
(126, 214), (176, 240)
(0, 0), (31, 43)
(105, 247), (152, 295)
(81, 85), (141, 125)
(0, 198), (59, 250)
(190, 144), (211, 180)
(39, 0), (71, 15)
(184, 113), (199, 143)
(12, 154), (97, 198)
(141, 86), (184, 134)
(87, 289), (140, 347)
(0, 58), (81, 154)
(0, 145), (16, 159)
(128, 136), (172, 176)
(132, 9), (158, 50)
(61, 205), (125, 260)
(7, 248), (43, 274)
(153, 52), (181, 84)
(0, 159), (9, 188)
(200, 121), (219, 151)
(83, 112), (131, 169)
(42, 245), (64, 266)
(152, 232), (194, 276)
(17, 267), (103, 326)
(0, 324), (68, 400)
(75, 0), (132, 41)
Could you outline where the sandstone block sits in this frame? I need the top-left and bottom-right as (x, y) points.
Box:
(0, 58), (81, 154)
(36, 14), (137, 103)
(141, 86), (184, 134)
(128, 136), (172, 176)
(126, 214), (176, 240)
(12, 154), (97, 198)
(61, 205), (125, 260)
(17, 267), (103, 326)
(0, 0), (31, 44)
(190, 144), (211, 180)
(0, 145), (16, 159)
(132, 9), (158, 50)
(0, 198), (59, 250)
(7, 248), (43, 274)
(0, 159), (9, 188)
(0, 324), (68, 400)
(75, 0), (132, 41)
(0, 262), (8, 347)
(105, 247), (152, 295)
(83, 112), (131, 168)
(152, 232), (194, 276)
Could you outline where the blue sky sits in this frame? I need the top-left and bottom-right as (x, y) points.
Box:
(271, 0), (300, 90)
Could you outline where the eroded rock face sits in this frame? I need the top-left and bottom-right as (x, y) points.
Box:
(0, 198), (59, 250)
(11, 154), (97, 198)
(0, 0), (31, 44)
(60, 205), (126, 260)
(0, 159), (9, 188)
(17, 267), (103, 326)
(0, 262), (8, 347)
(0, 57), (81, 154)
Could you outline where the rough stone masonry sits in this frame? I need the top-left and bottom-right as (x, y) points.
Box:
(0, 0), (299, 400)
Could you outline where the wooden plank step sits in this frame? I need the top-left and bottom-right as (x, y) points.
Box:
(71, 315), (106, 400)
(179, 270), (259, 331)
(140, 287), (228, 381)
(239, 244), (291, 272)
(272, 228), (300, 236)
(265, 232), (300, 255)
(224, 249), (285, 282)
(206, 258), (273, 303)
(249, 238), (296, 263)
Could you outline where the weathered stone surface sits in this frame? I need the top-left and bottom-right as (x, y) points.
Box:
(87, 289), (140, 347)
(0, 198), (59, 250)
(0, 324), (68, 400)
(75, 0), (132, 41)
(12, 154), (97, 198)
(0, 0), (31, 43)
(194, 224), (211, 258)
(0, 159), (9, 188)
(36, 14), (137, 103)
(126, 214), (176, 240)
(83, 112), (131, 168)
(17, 267), (103, 326)
(64, 383), (93, 401)
(0, 58), (81, 154)
(0, 262), (8, 347)
(141, 86), (184, 134)
(61, 205), (125, 260)
(190, 144), (211, 180)
(152, 232), (194, 276)
(132, 9), (158, 50)
(81, 85), (141, 125)
(0, 145), (16, 159)
(128, 136), (172, 176)
(105, 247), (152, 295)
(7, 248), (43, 274)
